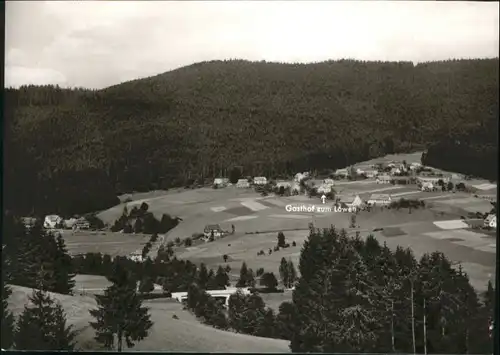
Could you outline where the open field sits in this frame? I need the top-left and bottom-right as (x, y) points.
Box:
(61, 230), (153, 257)
(7, 285), (290, 352)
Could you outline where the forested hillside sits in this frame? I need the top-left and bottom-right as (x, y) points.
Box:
(4, 58), (498, 216)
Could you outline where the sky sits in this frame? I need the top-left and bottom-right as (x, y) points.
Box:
(5, 1), (499, 89)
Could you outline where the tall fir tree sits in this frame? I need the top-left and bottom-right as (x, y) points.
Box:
(286, 259), (297, 288)
(1, 247), (15, 349)
(236, 262), (255, 288)
(213, 265), (230, 289)
(89, 261), (153, 351)
(52, 233), (76, 294)
(14, 268), (76, 351)
(279, 257), (289, 288)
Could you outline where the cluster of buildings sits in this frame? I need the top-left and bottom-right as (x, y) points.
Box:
(333, 193), (392, 211)
(21, 214), (92, 231)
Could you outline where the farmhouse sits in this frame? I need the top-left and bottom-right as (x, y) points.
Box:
(338, 195), (363, 209)
(43, 215), (63, 229)
(236, 179), (250, 188)
(21, 217), (38, 230)
(253, 176), (268, 185)
(172, 287), (251, 307)
(421, 182), (437, 192)
(213, 178), (229, 187)
(294, 172), (309, 183)
(367, 194), (392, 206)
(73, 217), (90, 230)
(364, 169), (379, 178)
(376, 175), (391, 184)
(203, 224), (223, 240)
(276, 181), (292, 189)
(484, 214), (497, 228)
(129, 252), (143, 262)
(390, 167), (401, 175)
(317, 184), (334, 194)
(323, 178), (334, 186)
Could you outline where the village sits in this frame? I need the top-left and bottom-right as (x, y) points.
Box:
(22, 152), (495, 299)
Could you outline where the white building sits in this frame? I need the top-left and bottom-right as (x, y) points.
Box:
(276, 181), (292, 189)
(364, 169), (379, 178)
(129, 252), (143, 262)
(203, 224), (223, 240)
(323, 178), (334, 186)
(390, 167), (401, 175)
(43, 215), (63, 229)
(376, 175), (392, 184)
(484, 214), (497, 228)
(421, 182), (436, 192)
(317, 184), (333, 194)
(338, 195), (363, 209)
(236, 179), (250, 188)
(294, 172), (309, 183)
(367, 194), (392, 206)
(213, 178), (229, 187)
(73, 217), (90, 230)
(171, 287), (251, 307)
(253, 176), (268, 185)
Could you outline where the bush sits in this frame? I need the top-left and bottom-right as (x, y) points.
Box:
(292, 241), (297, 247)
(277, 232), (286, 248)
(123, 223), (133, 234)
(174, 237), (181, 246)
(184, 237), (192, 247)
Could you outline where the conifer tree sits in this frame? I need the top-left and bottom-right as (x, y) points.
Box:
(53, 233), (76, 294)
(276, 301), (296, 340)
(236, 262), (255, 288)
(89, 261), (153, 352)
(1, 248), (15, 349)
(14, 268), (76, 351)
(138, 277), (154, 294)
(214, 265), (230, 290)
(197, 263), (209, 289)
(279, 257), (289, 288)
(260, 272), (278, 290)
(286, 259), (297, 288)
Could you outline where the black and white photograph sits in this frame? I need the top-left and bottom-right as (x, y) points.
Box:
(2, 1), (498, 353)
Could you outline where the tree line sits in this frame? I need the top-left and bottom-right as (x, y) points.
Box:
(4, 58), (498, 216)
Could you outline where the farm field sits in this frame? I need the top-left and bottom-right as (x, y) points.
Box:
(61, 230), (154, 257)
(7, 285), (290, 352)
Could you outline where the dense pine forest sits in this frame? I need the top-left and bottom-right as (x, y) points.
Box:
(4, 58), (498, 216)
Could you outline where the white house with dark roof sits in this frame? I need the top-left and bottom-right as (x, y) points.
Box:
(338, 195), (363, 209)
(213, 178), (229, 187)
(367, 194), (392, 206)
(43, 215), (63, 229)
(323, 178), (334, 186)
(236, 179), (250, 188)
(376, 175), (392, 184)
(364, 169), (379, 178)
(484, 214), (497, 228)
(317, 184), (334, 194)
(253, 176), (268, 185)
(203, 224), (223, 240)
